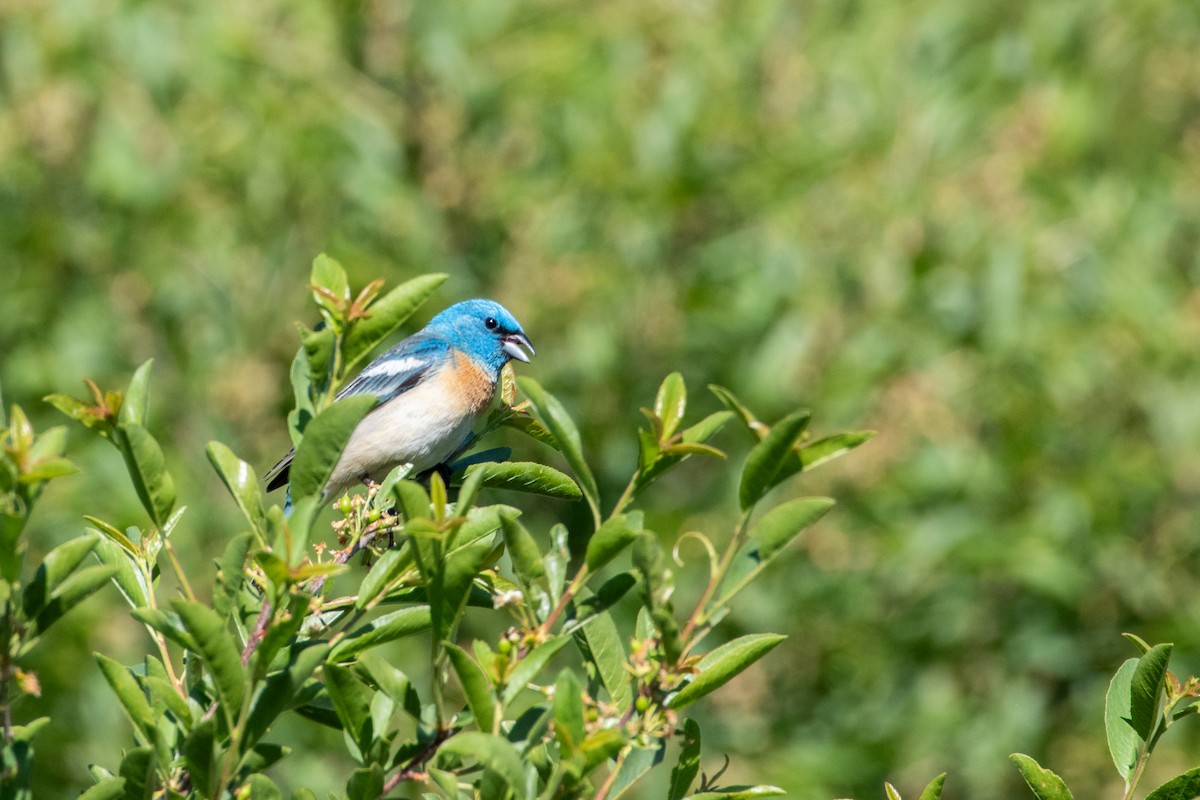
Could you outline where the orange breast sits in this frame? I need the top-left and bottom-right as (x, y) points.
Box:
(449, 351), (497, 416)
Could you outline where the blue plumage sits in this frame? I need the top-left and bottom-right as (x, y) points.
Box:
(266, 299), (533, 501)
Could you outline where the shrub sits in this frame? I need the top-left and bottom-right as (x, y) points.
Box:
(2, 256), (870, 799)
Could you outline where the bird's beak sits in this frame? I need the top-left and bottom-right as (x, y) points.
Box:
(502, 333), (535, 363)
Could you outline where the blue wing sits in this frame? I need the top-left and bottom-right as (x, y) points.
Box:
(265, 334), (450, 492)
(334, 334), (448, 404)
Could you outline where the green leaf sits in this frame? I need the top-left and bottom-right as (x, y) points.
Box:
(117, 360), (154, 427)
(751, 497), (835, 561)
(30, 563), (117, 635)
(574, 606), (632, 708)
(130, 608), (198, 652)
(346, 765), (385, 800)
(668, 719), (701, 800)
(586, 515), (640, 573)
(447, 643), (496, 734)
(500, 512), (544, 587)
(669, 634), (787, 710)
(243, 643), (329, 749)
(918, 774), (948, 800)
(213, 532), (253, 620)
(553, 669), (585, 753)
(183, 716), (217, 797)
(94, 654), (156, 742)
(1105, 658), (1139, 779)
(885, 782), (902, 800)
(797, 430), (876, 471)
(1132, 643), (1173, 740)
(114, 423), (177, 527)
(287, 349), (316, 446)
(681, 411), (734, 445)
(242, 774), (285, 800)
(708, 386), (761, 436)
(503, 636), (571, 705)
(206, 442), (267, 536)
(358, 653), (422, 719)
(517, 377), (600, 522)
(465, 461), (582, 501)
(117, 747), (156, 800)
(654, 373), (687, 440)
(329, 606), (432, 662)
(606, 744), (663, 800)
(573, 573), (637, 626)
(22, 532), (99, 617)
(342, 273), (448, 371)
(738, 409), (811, 510)
(394, 480), (431, 521)
(1009, 754), (1075, 800)
(172, 600), (248, 727)
(1146, 768), (1200, 800)
(580, 728), (627, 776)
(78, 778), (126, 800)
(84, 515), (137, 554)
(289, 394), (378, 500)
(684, 787), (786, 800)
(433, 538), (495, 644)
(310, 253), (350, 309)
(356, 549), (407, 609)
(324, 662), (375, 757)
(438, 733), (528, 800)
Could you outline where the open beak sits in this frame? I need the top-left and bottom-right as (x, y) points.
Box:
(502, 332), (535, 363)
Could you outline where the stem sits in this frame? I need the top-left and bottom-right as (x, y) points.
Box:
(0, 597), (12, 740)
(241, 600), (272, 667)
(164, 541), (197, 604)
(679, 510), (752, 646)
(140, 561), (188, 698)
(539, 565), (590, 636)
(608, 474), (638, 521)
(381, 727), (450, 794)
(591, 747), (630, 800)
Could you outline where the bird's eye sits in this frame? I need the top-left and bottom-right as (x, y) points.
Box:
(485, 317), (498, 330)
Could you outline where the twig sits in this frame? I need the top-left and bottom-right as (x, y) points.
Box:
(241, 600), (272, 667)
(382, 728), (451, 794)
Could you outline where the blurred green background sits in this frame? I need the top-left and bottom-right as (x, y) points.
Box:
(5, 0), (1200, 796)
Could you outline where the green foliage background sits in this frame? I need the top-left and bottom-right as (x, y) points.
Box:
(3, 0), (1200, 797)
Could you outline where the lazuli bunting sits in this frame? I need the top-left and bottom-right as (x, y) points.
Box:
(266, 298), (534, 501)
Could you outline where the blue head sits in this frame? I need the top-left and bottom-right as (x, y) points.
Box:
(426, 299), (534, 375)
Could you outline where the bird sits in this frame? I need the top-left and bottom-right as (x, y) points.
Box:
(266, 298), (534, 503)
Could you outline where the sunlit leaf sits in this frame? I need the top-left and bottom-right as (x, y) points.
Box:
(586, 514), (640, 573)
(668, 718), (702, 800)
(738, 409), (810, 510)
(172, 600), (247, 729)
(500, 512), (544, 588)
(329, 606), (432, 662)
(447, 643), (496, 734)
(205, 442), (267, 536)
(751, 497), (835, 561)
(1145, 767), (1200, 800)
(503, 636), (571, 705)
(1009, 754), (1075, 800)
(114, 423), (176, 528)
(466, 461), (582, 501)
(438, 733), (529, 800)
(517, 377), (600, 522)
(668, 634), (787, 709)
(654, 373), (687, 440)
(1105, 658), (1139, 779)
(289, 394), (377, 500)
(1131, 643), (1172, 740)
(342, 273), (448, 371)
(117, 360), (153, 427)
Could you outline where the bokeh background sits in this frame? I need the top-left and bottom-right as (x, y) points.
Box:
(5, 0), (1200, 797)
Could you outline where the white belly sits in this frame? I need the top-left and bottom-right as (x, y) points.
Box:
(324, 376), (481, 497)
